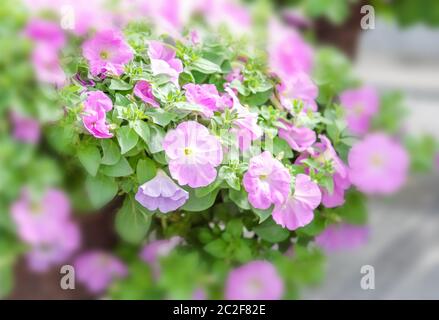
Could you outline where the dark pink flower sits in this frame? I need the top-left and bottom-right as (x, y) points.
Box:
(10, 112), (41, 144)
(82, 91), (113, 139)
(24, 19), (65, 49)
(278, 120), (316, 152)
(31, 44), (66, 86)
(133, 80), (159, 107)
(184, 83), (226, 118)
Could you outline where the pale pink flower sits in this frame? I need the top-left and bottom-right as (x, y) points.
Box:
(184, 83), (226, 118)
(133, 80), (160, 107)
(348, 133), (409, 195)
(243, 151), (291, 210)
(148, 41), (183, 86)
(340, 87), (379, 135)
(82, 30), (134, 77)
(163, 121), (223, 188)
(277, 72), (318, 112)
(10, 112), (41, 144)
(31, 44), (66, 86)
(278, 120), (316, 152)
(316, 224), (369, 253)
(272, 174), (321, 231)
(24, 19), (65, 49)
(225, 260), (284, 300)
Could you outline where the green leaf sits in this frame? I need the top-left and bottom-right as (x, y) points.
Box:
(252, 207), (273, 223)
(204, 239), (228, 258)
(190, 58), (222, 74)
(132, 120), (150, 143)
(273, 137), (294, 159)
(115, 195), (152, 244)
(0, 264), (13, 298)
(254, 219), (290, 243)
(194, 178), (223, 197)
(147, 125), (165, 153)
(101, 139), (121, 166)
(78, 144), (101, 176)
(144, 108), (176, 127)
(85, 174), (118, 209)
(226, 219), (243, 238)
(181, 188), (220, 212)
(109, 79), (133, 91)
(101, 157), (133, 177)
(229, 188), (250, 210)
(117, 126), (139, 154)
(137, 158), (157, 184)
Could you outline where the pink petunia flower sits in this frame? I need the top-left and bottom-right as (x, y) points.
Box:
(82, 91), (113, 139)
(133, 80), (160, 107)
(163, 121), (223, 188)
(268, 19), (313, 83)
(272, 174), (322, 231)
(184, 83), (227, 118)
(148, 41), (183, 86)
(24, 19), (66, 49)
(243, 151), (291, 210)
(225, 260), (284, 300)
(278, 119), (316, 152)
(135, 170), (189, 213)
(200, 0), (252, 34)
(226, 87), (263, 151)
(140, 236), (182, 278)
(348, 133), (409, 195)
(10, 111), (41, 144)
(340, 87), (379, 135)
(74, 251), (128, 293)
(316, 223), (369, 253)
(277, 72), (318, 112)
(82, 30), (134, 77)
(31, 44), (66, 87)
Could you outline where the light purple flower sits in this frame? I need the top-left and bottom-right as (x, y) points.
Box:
(277, 72), (318, 112)
(140, 236), (182, 278)
(148, 41), (183, 86)
(75, 251), (128, 293)
(272, 174), (321, 231)
(278, 120), (316, 152)
(24, 19), (65, 49)
(316, 224), (369, 253)
(226, 87), (263, 151)
(133, 80), (159, 107)
(225, 260), (284, 300)
(163, 121), (223, 188)
(268, 19), (313, 83)
(135, 170), (189, 213)
(31, 44), (66, 86)
(10, 111), (41, 144)
(243, 151), (291, 210)
(184, 83), (227, 118)
(348, 133), (409, 195)
(82, 90), (113, 139)
(340, 87), (379, 135)
(82, 30), (134, 77)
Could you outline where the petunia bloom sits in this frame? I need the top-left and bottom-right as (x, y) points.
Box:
(133, 80), (160, 107)
(278, 120), (316, 152)
(272, 174), (321, 230)
(31, 44), (66, 86)
(315, 224), (369, 253)
(277, 72), (318, 112)
(163, 121), (223, 188)
(140, 236), (182, 278)
(82, 30), (134, 77)
(243, 151), (291, 210)
(24, 19), (66, 49)
(74, 251), (128, 293)
(135, 170), (189, 213)
(225, 260), (284, 300)
(10, 111), (41, 144)
(340, 87), (379, 135)
(148, 41), (183, 86)
(348, 133), (409, 195)
(82, 91), (113, 139)
(184, 83), (227, 118)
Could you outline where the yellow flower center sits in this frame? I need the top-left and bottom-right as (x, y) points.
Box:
(184, 147), (192, 156)
(370, 154), (383, 167)
(100, 50), (109, 60)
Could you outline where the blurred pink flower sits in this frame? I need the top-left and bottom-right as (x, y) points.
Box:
(82, 91), (113, 139)
(140, 236), (182, 277)
(226, 87), (262, 151)
(10, 112), (41, 144)
(201, 0), (252, 34)
(24, 19), (65, 49)
(74, 251), (128, 293)
(11, 188), (80, 272)
(135, 170), (189, 213)
(133, 80), (159, 107)
(148, 41), (183, 86)
(340, 87), (379, 135)
(272, 174), (321, 231)
(225, 260), (284, 300)
(163, 121), (223, 188)
(184, 83), (225, 118)
(32, 45), (66, 86)
(243, 151), (291, 210)
(316, 224), (369, 252)
(268, 19), (313, 83)
(277, 72), (318, 112)
(82, 30), (133, 77)
(278, 120), (316, 152)
(348, 133), (409, 195)
(225, 67), (244, 83)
